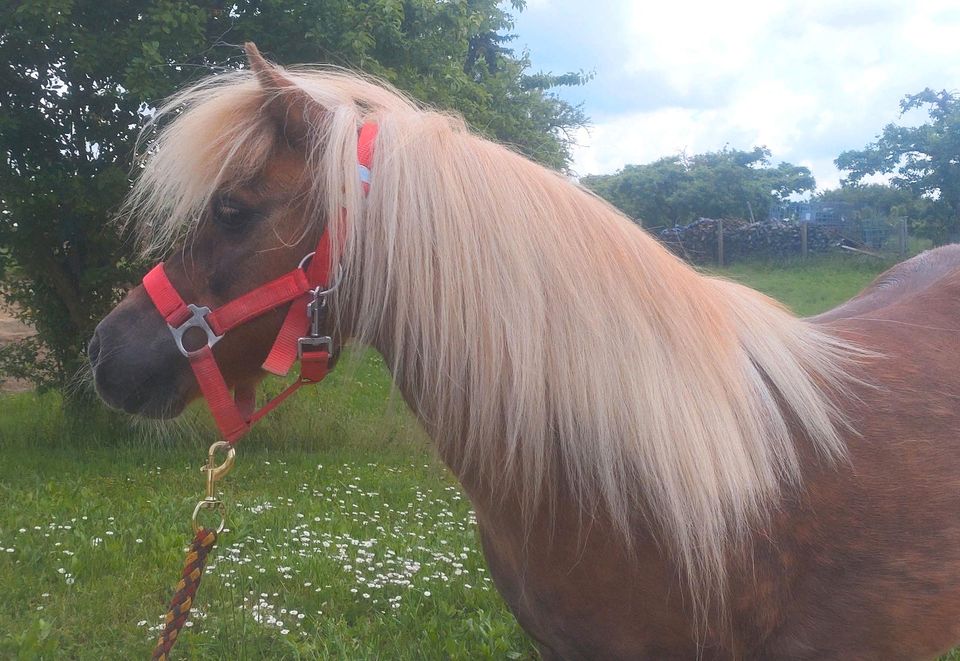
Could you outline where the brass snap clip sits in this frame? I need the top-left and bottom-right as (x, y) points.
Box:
(192, 441), (236, 534)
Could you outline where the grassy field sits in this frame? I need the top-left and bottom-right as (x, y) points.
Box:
(0, 255), (912, 659)
(0, 357), (534, 659)
(709, 254), (892, 316)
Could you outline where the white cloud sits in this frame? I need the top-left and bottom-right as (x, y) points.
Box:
(514, 0), (960, 191)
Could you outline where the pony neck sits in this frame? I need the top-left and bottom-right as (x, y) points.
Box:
(336, 115), (853, 602)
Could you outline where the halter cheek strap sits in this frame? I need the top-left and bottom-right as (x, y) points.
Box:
(141, 122), (378, 444)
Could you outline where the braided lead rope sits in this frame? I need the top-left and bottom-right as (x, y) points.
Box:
(151, 527), (218, 660)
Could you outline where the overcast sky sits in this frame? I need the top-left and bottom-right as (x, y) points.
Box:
(512, 0), (960, 191)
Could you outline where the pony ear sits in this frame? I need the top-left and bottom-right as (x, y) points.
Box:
(244, 42), (322, 146)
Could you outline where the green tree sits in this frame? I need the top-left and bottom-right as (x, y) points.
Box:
(836, 89), (960, 244)
(0, 0), (587, 391)
(582, 147), (814, 228)
(816, 183), (928, 225)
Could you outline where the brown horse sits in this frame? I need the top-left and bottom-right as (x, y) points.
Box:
(89, 44), (960, 659)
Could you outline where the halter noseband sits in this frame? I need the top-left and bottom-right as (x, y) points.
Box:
(141, 122), (378, 444)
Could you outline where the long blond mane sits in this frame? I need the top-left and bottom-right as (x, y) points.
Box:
(127, 64), (855, 602)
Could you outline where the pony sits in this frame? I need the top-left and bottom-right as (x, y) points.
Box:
(89, 44), (960, 659)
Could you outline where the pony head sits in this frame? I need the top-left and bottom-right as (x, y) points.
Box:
(89, 44), (359, 417)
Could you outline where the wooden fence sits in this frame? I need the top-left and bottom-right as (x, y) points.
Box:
(658, 218), (910, 266)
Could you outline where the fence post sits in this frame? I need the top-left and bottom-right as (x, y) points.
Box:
(801, 221), (808, 259)
(898, 218), (908, 257)
(717, 220), (724, 267)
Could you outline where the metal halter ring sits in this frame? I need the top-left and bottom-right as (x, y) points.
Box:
(297, 251), (344, 296)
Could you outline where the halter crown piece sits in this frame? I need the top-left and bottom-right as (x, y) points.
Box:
(141, 122), (379, 444)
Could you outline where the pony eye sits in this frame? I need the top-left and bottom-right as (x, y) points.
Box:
(213, 199), (253, 231)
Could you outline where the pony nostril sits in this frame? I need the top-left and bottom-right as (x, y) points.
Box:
(88, 331), (102, 366)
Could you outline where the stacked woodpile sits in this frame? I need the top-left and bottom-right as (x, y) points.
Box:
(0, 306), (34, 393)
(658, 218), (836, 265)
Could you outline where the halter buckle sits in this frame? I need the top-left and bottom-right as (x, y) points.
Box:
(169, 303), (223, 358)
(297, 335), (333, 359)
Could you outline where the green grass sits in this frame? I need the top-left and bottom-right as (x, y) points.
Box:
(712, 254), (893, 316)
(0, 254), (917, 659)
(0, 356), (535, 659)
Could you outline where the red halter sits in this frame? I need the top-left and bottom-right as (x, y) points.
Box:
(141, 122), (378, 444)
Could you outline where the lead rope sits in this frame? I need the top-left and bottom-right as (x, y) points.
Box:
(151, 527), (218, 660)
(152, 442), (235, 660)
